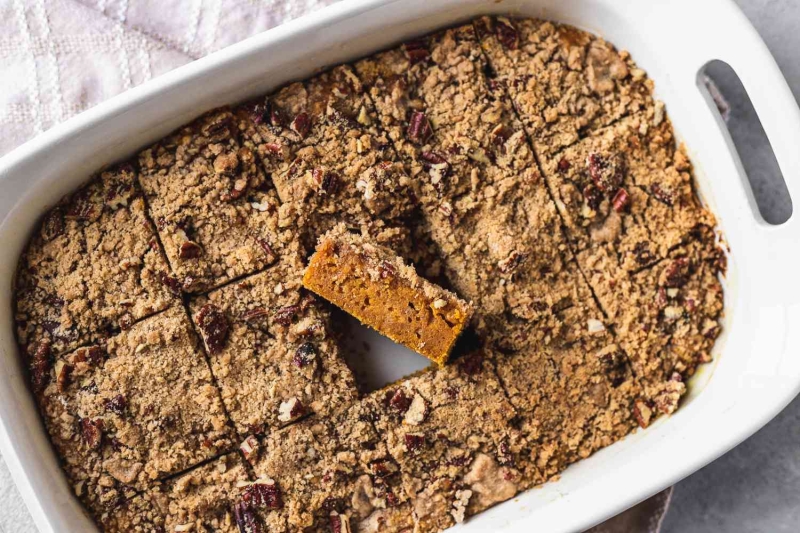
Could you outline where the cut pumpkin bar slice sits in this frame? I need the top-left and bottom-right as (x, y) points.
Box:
(303, 225), (474, 365)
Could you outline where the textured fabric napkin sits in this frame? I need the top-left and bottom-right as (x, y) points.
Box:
(0, 1), (671, 531)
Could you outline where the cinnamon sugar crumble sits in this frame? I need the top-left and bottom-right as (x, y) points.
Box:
(15, 16), (724, 533)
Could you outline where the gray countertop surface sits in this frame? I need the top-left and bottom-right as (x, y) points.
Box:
(1, 1), (798, 531)
(662, 1), (800, 531)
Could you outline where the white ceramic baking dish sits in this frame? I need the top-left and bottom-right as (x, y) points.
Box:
(1, 0), (799, 531)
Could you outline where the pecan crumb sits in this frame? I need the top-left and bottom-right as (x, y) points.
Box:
(242, 479), (283, 510)
(293, 343), (317, 368)
(80, 418), (104, 450)
(633, 399), (653, 429)
(612, 188), (630, 212)
(496, 17), (518, 50)
(407, 111), (433, 143)
(233, 501), (264, 533)
(291, 112), (311, 138)
(403, 39), (429, 64)
(179, 241), (203, 260)
(277, 397), (304, 422)
(104, 394), (127, 415)
(196, 304), (229, 355)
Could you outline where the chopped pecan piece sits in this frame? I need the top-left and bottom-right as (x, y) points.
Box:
(330, 512), (352, 533)
(612, 188), (630, 212)
(41, 208), (65, 241)
(661, 257), (691, 288)
(654, 373), (686, 415)
(291, 112), (311, 138)
(239, 435), (260, 461)
(30, 341), (52, 393)
(496, 17), (519, 50)
(195, 304), (229, 355)
(273, 305), (299, 326)
(242, 479), (283, 510)
(179, 241), (203, 259)
(105, 179), (135, 210)
(277, 397), (305, 423)
(159, 272), (182, 296)
(404, 394), (428, 425)
(583, 183), (604, 211)
(633, 399), (653, 429)
(407, 111), (433, 143)
(498, 250), (526, 273)
(240, 307), (269, 322)
(256, 238), (276, 260)
(80, 418), (104, 450)
(369, 459), (398, 478)
(233, 501), (264, 533)
(312, 168), (340, 195)
(421, 151), (449, 186)
(403, 39), (429, 64)
(378, 260), (397, 280)
(247, 99), (269, 124)
(650, 184), (674, 206)
(66, 191), (97, 221)
(293, 343), (317, 368)
(404, 433), (425, 453)
(587, 153), (624, 193)
(104, 394), (127, 415)
(54, 360), (72, 393)
(386, 389), (412, 415)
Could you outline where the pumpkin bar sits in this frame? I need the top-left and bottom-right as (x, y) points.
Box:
(236, 66), (374, 181)
(603, 227), (724, 409)
(237, 66), (416, 255)
(476, 16), (654, 159)
(491, 306), (641, 483)
(189, 247), (357, 437)
(539, 113), (714, 278)
(243, 401), (414, 532)
(15, 163), (176, 359)
(138, 108), (299, 294)
(365, 352), (524, 532)
(102, 452), (252, 533)
(36, 306), (233, 520)
(303, 227), (473, 365)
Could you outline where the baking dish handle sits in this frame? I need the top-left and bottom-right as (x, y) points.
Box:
(711, 7), (800, 227)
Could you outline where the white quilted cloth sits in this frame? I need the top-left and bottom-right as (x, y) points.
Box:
(0, 1), (670, 531)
